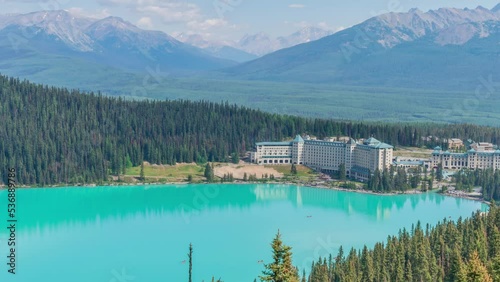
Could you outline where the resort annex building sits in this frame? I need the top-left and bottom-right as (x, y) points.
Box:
(252, 135), (393, 181)
(431, 145), (500, 170)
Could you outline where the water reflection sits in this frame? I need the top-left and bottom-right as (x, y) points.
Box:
(0, 184), (487, 236)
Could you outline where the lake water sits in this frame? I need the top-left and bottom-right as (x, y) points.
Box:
(0, 184), (488, 281)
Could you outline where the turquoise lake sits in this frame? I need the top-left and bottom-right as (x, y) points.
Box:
(0, 184), (488, 281)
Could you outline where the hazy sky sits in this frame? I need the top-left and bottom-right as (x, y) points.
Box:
(1, 0), (499, 41)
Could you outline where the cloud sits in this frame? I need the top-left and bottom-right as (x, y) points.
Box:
(66, 7), (110, 19)
(187, 18), (229, 31)
(95, 0), (239, 40)
(284, 20), (345, 34)
(288, 4), (305, 9)
(1, 0), (74, 11)
(97, 0), (136, 6)
(289, 20), (309, 29)
(137, 16), (154, 29)
(136, 3), (201, 24)
(97, 0), (202, 24)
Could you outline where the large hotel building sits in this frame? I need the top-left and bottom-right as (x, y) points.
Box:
(252, 135), (393, 181)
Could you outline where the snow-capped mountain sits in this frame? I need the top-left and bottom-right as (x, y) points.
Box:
(175, 33), (257, 62)
(0, 10), (95, 51)
(227, 5), (500, 90)
(176, 27), (334, 58)
(279, 27), (335, 47)
(235, 32), (280, 56)
(85, 16), (180, 49)
(352, 6), (499, 48)
(236, 27), (334, 56)
(0, 10), (234, 72)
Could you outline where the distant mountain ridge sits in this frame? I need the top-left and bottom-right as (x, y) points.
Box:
(0, 10), (234, 75)
(176, 27), (334, 58)
(362, 5), (499, 48)
(225, 5), (500, 90)
(175, 33), (258, 63)
(236, 27), (334, 56)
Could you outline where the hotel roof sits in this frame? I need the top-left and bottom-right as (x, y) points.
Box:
(293, 135), (304, 142)
(394, 160), (425, 166)
(256, 142), (292, 146)
(361, 137), (393, 149)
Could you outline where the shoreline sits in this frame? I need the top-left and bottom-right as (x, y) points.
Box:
(0, 181), (490, 205)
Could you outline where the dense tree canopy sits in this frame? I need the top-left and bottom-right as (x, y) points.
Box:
(454, 168), (500, 201)
(2, 74), (500, 186)
(306, 203), (500, 282)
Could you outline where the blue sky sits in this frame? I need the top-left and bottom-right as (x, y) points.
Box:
(1, 0), (499, 41)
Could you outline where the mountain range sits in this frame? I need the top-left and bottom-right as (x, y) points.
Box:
(0, 5), (499, 96)
(0, 10), (233, 75)
(225, 5), (500, 90)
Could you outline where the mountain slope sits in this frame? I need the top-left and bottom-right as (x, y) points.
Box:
(0, 10), (235, 83)
(225, 6), (500, 90)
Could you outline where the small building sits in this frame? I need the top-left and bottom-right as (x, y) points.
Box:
(470, 142), (495, 152)
(447, 138), (464, 150)
(393, 157), (429, 170)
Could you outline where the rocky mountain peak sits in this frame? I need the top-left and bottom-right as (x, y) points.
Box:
(363, 6), (499, 48)
(88, 16), (138, 31)
(0, 10), (95, 51)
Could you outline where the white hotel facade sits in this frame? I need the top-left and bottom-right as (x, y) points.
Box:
(252, 135), (393, 181)
(431, 146), (500, 170)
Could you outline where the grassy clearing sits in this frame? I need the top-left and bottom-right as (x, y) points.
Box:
(122, 162), (318, 184)
(265, 165), (317, 181)
(124, 163), (205, 182)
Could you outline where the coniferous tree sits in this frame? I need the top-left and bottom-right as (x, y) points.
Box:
(204, 163), (214, 182)
(466, 251), (493, 282)
(421, 166), (429, 191)
(140, 161), (145, 181)
(338, 163), (346, 181)
(291, 164), (298, 175)
(188, 243), (193, 282)
(231, 152), (240, 164)
(448, 247), (466, 282)
(261, 230), (300, 282)
(489, 254), (500, 282)
(360, 246), (374, 282)
(436, 163), (444, 182)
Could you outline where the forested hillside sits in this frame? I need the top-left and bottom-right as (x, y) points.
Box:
(2, 74), (500, 186)
(305, 204), (500, 282)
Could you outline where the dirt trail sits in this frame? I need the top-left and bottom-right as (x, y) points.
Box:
(214, 162), (283, 179)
